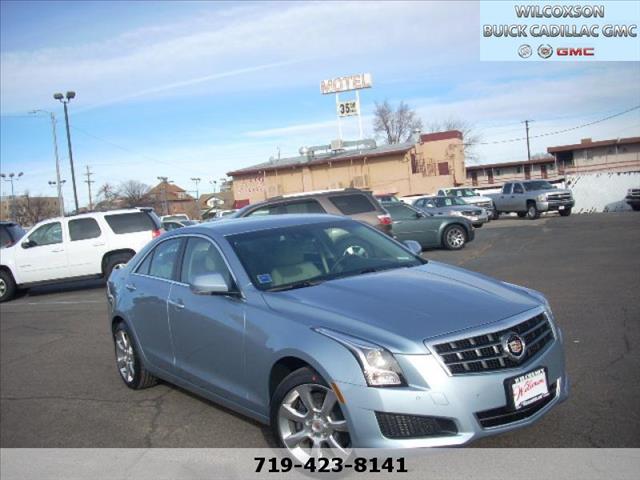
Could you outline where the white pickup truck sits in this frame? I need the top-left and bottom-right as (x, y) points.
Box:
(0, 208), (162, 302)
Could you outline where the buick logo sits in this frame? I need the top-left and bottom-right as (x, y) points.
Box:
(518, 44), (532, 58)
(502, 333), (526, 361)
(538, 44), (553, 59)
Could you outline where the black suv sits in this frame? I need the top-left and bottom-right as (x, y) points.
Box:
(231, 189), (393, 235)
(0, 221), (26, 249)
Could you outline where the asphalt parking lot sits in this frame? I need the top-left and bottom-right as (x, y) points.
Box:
(1, 212), (638, 448)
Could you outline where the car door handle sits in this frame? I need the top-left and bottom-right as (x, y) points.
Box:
(168, 299), (184, 309)
(92, 241), (106, 247)
(125, 284), (136, 292)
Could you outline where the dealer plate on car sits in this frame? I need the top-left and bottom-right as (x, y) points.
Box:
(507, 368), (549, 410)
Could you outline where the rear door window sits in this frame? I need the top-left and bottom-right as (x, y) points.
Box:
(105, 212), (156, 234)
(148, 238), (183, 280)
(69, 218), (102, 241)
(328, 194), (376, 215)
(282, 200), (325, 214)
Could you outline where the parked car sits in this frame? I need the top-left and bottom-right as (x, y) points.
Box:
(487, 181), (574, 220)
(436, 187), (495, 218)
(374, 194), (401, 203)
(202, 209), (237, 221)
(384, 202), (474, 250)
(229, 189), (393, 235)
(0, 221), (26, 249)
(162, 219), (199, 231)
(108, 214), (568, 461)
(412, 196), (489, 227)
(161, 214), (190, 223)
(0, 208), (162, 302)
(625, 188), (640, 211)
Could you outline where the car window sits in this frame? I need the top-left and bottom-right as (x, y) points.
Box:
(0, 227), (12, 248)
(27, 222), (62, 246)
(163, 222), (181, 231)
(328, 194), (376, 215)
(503, 183), (513, 194)
(425, 200), (436, 208)
(136, 251), (154, 276)
(69, 218), (102, 241)
(180, 237), (232, 286)
(246, 205), (279, 216)
(148, 238), (183, 280)
(385, 203), (419, 220)
(282, 200), (326, 214)
(513, 183), (524, 194)
(105, 212), (157, 234)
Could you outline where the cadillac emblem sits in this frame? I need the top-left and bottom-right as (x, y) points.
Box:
(502, 333), (526, 361)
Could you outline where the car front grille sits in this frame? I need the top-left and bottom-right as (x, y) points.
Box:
(475, 381), (558, 428)
(547, 193), (572, 202)
(431, 313), (554, 375)
(375, 412), (458, 439)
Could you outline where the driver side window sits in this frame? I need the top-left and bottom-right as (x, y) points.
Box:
(27, 222), (62, 247)
(180, 238), (232, 287)
(513, 183), (524, 194)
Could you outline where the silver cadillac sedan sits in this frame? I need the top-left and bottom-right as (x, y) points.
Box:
(107, 214), (568, 460)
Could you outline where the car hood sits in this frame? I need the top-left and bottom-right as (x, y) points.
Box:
(461, 196), (491, 203)
(262, 261), (541, 354)
(540, 188), (572, 196)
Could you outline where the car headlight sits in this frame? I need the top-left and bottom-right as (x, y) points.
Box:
(313, 328), (406, 387)
(537, 194), (547, 201)
(449, 210), (463, 216)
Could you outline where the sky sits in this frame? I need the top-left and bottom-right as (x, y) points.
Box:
(1, 0), (639, 211)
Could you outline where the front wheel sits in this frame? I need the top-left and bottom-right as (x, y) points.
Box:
(443, 225), (467, 250)
(0, 269), (17, 303)
(491, 210), (500, 220)
(113, 322), (157, 389)
(271, 367), (351, 462)
(559, 208), (572, 217)
(526, 203), (540, 220)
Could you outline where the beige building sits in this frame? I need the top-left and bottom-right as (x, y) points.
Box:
(547, 136), (640, 174)
(465, 156), (562, 190)
(228, 131), (466, 206)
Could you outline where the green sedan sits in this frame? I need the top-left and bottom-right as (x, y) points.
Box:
(384, 202), (475, 250)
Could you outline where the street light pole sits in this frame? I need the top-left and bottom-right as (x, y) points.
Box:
(191, 177), (201, 201)
(31, 110), (65, 217)
(0, 172), (23, 221)
(54, 91), (79, 212)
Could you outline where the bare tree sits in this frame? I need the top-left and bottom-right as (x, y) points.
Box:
(14, 192), (59, 226)
(424, 117), (482, 163)
(95, 182), (120, 210)
(118, 180), (150, 208)
(373, 100), (423, 144)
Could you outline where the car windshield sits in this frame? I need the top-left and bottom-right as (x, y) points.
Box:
(435, 197), (467, 207)
(228, 220), (424, 291)
(450, 189), (477, 198)
(524, 181), (555, 191)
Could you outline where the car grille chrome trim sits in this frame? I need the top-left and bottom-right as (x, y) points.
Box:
(430, 312), (554, 375)
(547, 193), (572, 201)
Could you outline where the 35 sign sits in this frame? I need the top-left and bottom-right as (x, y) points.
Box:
(337, 100), (359, 117)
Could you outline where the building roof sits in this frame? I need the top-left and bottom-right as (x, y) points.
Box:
(466, 156), (556, 171)
(547, 136), (640, 153)
(227, 130), (464, 177)
(148, 181), (194, 201)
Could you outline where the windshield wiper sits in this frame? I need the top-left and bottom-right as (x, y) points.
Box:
(265, 279), (325, 292)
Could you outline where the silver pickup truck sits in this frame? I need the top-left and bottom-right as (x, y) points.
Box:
(487, 180), (575, 220)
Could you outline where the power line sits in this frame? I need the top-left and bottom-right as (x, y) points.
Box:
(468, 105), (640, 146)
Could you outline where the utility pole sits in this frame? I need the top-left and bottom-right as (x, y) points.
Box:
(84, 166), (95, 210)
(191, 177), (201, 201)
(523, 119), (533, 162)
(53, 91), (79, 212)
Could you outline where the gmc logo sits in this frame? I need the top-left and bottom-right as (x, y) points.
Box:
(557, 47), (595, 56)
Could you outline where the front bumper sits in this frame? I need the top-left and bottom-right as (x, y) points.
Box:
(463, 213), (489, 227)
(335, 326), (568, 448)
(539, 200), (575, 212)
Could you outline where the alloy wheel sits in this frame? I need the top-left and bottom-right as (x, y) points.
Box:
(278, 383), (351, 462)
(115, 330), (135, 383)
(0, 278), (6, 298)
(446, 227), (465, 248)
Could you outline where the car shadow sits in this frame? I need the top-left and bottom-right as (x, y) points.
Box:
(21, 279), (106, 298)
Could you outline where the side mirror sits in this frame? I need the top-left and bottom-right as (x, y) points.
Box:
(190, 273), (235, 295)
(21, 239), (35, 249)
(403, 240), (422, 255)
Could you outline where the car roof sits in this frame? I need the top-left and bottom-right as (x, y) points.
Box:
(170, 214), (349, 237)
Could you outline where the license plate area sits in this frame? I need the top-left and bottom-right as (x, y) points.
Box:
(504, 367), (549, 410)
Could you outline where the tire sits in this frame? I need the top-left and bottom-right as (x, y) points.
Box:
(526, 203), (540, 220)
(559, 208), (572, 217)
(632, 205), (640, 211)
(112, 322), (157, 390)
(0, 269), (17, 303)
(491, 210), (500, 220)
(517, 212), (527, 218)
(443, 225), (467, 250)
(271, 367), (351, 462)
(474, 223), (483, 228)
(104, 252), (134, 279)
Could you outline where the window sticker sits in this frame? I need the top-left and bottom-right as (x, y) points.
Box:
(257, 273), (273, 284)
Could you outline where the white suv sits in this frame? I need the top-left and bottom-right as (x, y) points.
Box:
(0, 208), (162, 302)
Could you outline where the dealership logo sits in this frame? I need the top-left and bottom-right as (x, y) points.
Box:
(557, 47), (595, 57)
(518, 44), (533, 58)
(537, 44), (553, 58)
(502, 333), (526, 360)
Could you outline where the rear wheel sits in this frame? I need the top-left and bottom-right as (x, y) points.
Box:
(113, 322), (157, 389)
(271, 367), (351, 463)
(104, 252), (134, 279)
(443, 225), (467, 250)
(632, 204), (640, 211)
(526, 203), (540, 220)
(491, 210), (500, 220)
(0, 269), (16, 303)
(559, 208), (572, 217)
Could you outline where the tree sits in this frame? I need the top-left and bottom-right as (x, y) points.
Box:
(424, 118), (482, 163)
(95, 182), (120, 210)
(373, 100), (423, 144)
(118, 180), (150, 208)
(14, 192), (59, 225)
